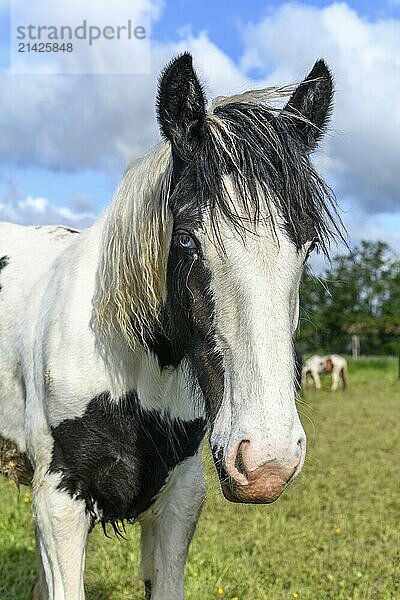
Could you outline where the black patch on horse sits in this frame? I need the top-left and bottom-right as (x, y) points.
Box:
(0, 255), (9, 290)
(142, 144), (223, 420)
(148, 221), (224, 421)
(0, 256), (9, 270)
(49, 391), (206, 528)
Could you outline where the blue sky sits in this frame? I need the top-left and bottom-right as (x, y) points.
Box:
(153, 0), (400, 62)
(0, 0), (399, 254)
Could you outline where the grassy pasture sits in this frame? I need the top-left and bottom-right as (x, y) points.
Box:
(0, 357), (399, 599)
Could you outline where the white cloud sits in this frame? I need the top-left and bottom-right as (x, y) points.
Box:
(0, 181), (96, 228)
(342, 207), (400, 252)
(239, 2), (400, 215)
(0, 33), (249, 174)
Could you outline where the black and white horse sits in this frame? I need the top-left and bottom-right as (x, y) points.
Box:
(0, 53), (339, 599)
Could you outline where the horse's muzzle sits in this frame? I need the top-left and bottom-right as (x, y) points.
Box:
(213, 439), (303, 504)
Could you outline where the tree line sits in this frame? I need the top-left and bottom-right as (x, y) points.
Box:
(296, 240), (400, 356)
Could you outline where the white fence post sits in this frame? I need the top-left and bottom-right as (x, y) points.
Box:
(352, 335), (360, 360)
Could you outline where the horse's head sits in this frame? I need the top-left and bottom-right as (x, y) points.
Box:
(154, 53), (338, 504)
(93, 53), (339, 504)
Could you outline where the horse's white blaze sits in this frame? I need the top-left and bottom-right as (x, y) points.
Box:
(206, 213), (307, 472)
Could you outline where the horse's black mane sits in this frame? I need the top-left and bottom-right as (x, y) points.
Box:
(175, 99), (343, 254)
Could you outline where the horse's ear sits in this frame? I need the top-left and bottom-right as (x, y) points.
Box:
(282, 60), (333, 150)
(157, 53), (207, 160)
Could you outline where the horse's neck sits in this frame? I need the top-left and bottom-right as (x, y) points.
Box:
(101, 338), (205, 421)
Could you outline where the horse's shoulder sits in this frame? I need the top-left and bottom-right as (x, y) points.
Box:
(49, 390), (206, 523)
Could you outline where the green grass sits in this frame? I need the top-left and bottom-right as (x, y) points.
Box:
(0, 357), (399, 599)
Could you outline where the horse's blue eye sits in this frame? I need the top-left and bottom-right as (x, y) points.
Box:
(176, 232), (196, 250)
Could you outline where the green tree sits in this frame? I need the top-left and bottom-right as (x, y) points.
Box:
(297, 241), (400, 356)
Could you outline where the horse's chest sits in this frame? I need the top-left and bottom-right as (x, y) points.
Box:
(49, 391), (206, 524)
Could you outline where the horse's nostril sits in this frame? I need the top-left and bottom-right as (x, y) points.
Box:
(234, 445), (245, 475)
(234, 440), (250, 476)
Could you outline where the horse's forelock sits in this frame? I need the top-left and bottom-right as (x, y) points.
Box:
(202, 96), (344, 254)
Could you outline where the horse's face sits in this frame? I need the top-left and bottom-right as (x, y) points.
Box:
(157, 54), (336, 503)
(165, 206), (308, 503)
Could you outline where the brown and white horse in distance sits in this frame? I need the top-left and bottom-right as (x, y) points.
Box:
(302, 354), (348, 391)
